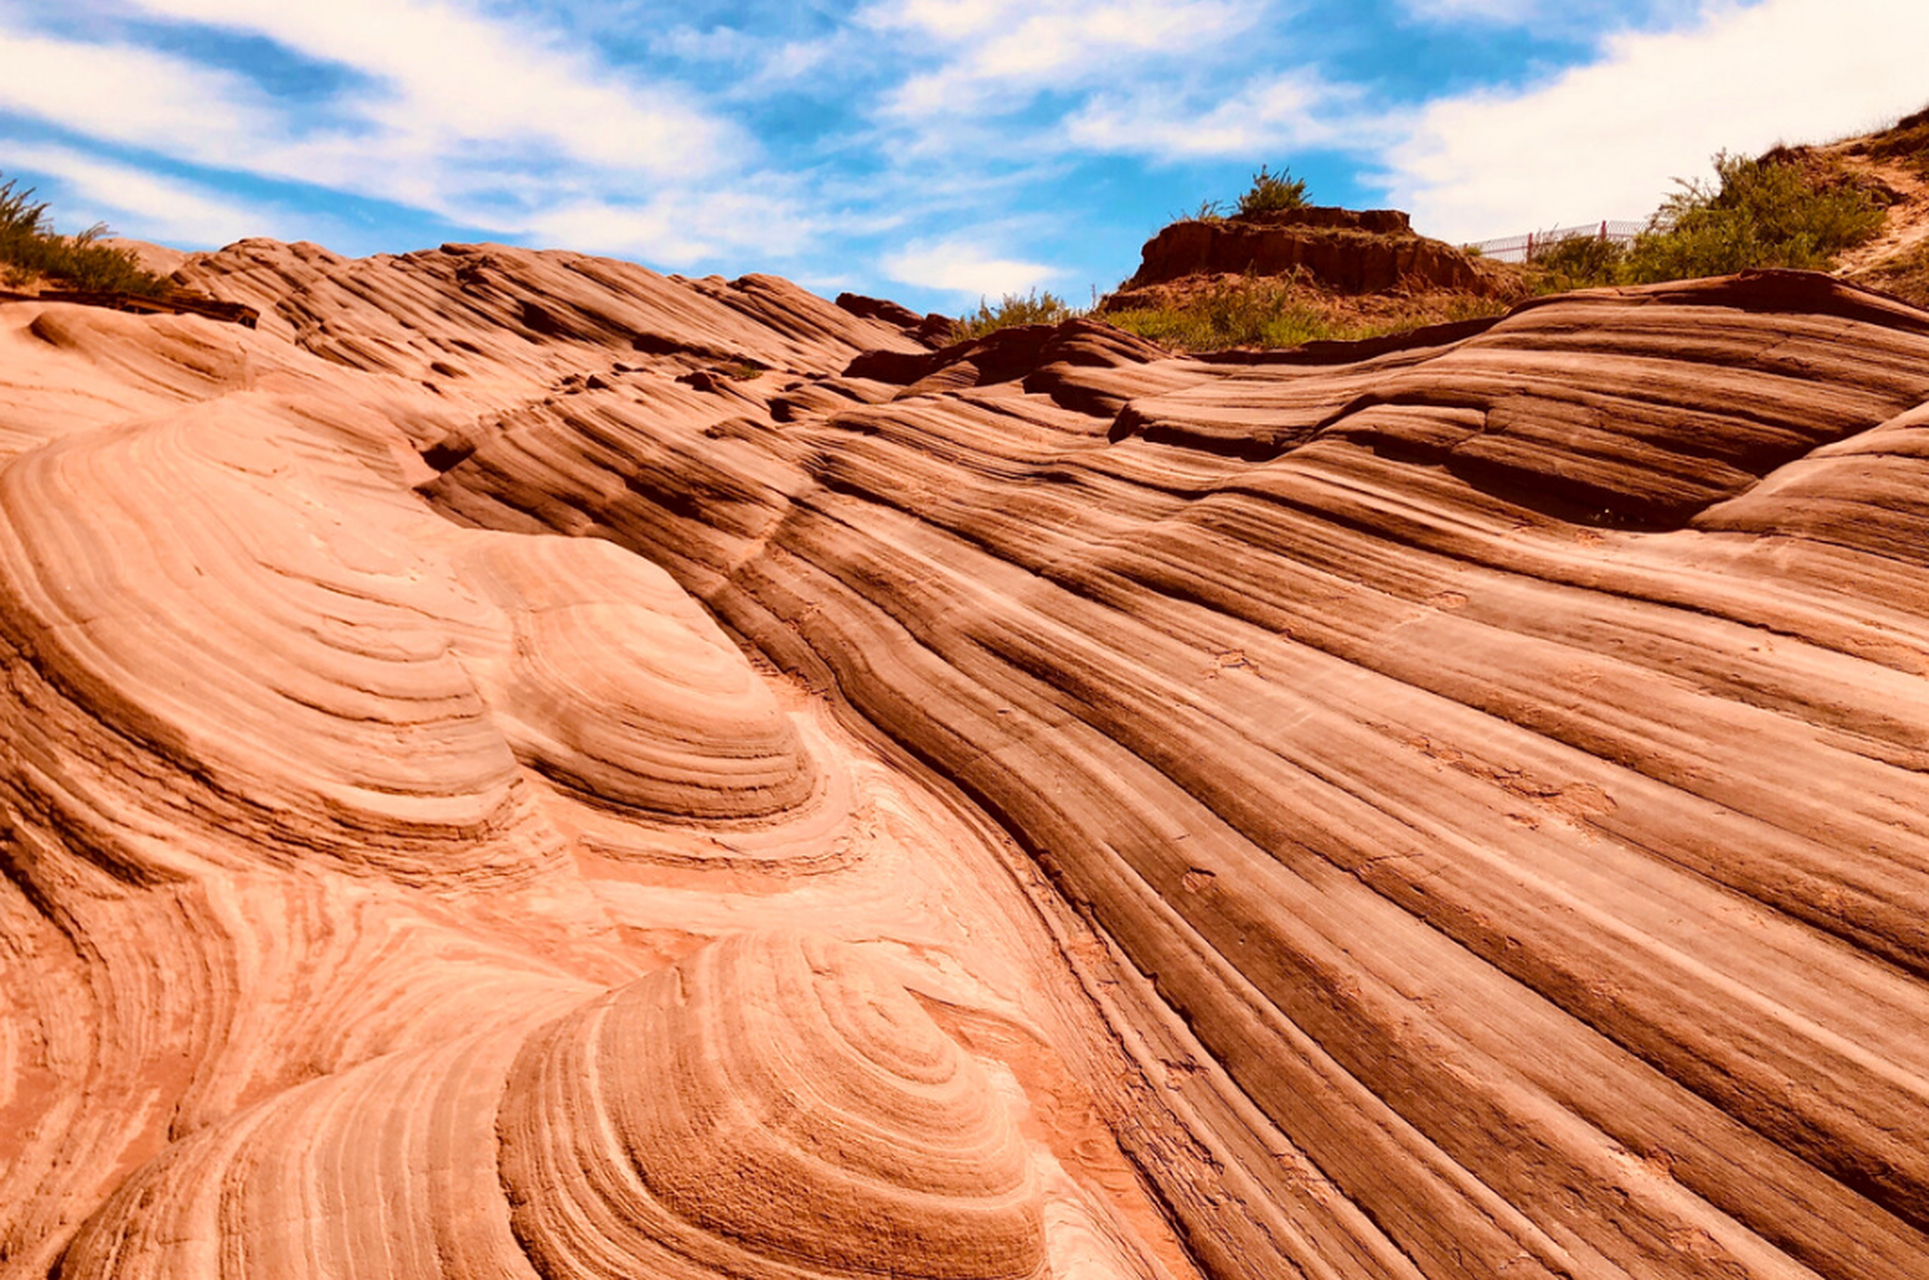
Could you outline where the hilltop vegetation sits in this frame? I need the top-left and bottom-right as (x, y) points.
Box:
(963, 113), (1929, 354)
(0, 175), (172, 296)
(1100, 165), (1515, 350)
(1524, 149), (1888, 292)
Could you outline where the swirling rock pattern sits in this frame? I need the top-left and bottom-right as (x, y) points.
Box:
(422, 267), (1929, 1279)
(498, 931), (1046, 1280)
(7, 241), (1929, 1280)
(456, 536), (819, 822)
(0, 266), (1166, 1280)
(59, 932), (1042, 1280)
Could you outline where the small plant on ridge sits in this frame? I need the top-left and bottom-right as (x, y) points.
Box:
(0, 174), (172, 296)
(1235, 164), (1310, 216)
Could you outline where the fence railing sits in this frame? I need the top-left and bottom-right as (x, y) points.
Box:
(1462, 220), (1647, 264)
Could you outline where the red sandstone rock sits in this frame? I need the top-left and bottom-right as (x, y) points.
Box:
(5, 239), (1929, 1280)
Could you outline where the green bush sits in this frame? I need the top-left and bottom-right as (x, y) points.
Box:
(1622, 151), (1884, 282)
(0, 174), (172, 296)
(1526, 232), (1627, 292)
(1235, 164), (1309, 216)
(954, 288), (1078, 340)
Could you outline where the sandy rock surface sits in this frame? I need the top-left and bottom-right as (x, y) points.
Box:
(4, 240), (1929, 1280)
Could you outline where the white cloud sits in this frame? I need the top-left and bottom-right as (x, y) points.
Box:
(1380, 0), (1929, 241)
(862, 0), (1017, 42)
(523, 188), (822, 268)
(2, 143), (285, 246)
(1066, 70), (1375, 159)
(881, 237), (1059, 297)
(119, 0), (739, 177)
(0, 28), (275, 162)
(867, 0), (1260, 119)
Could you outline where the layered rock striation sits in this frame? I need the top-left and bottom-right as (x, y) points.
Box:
(4, 238), (1929, 1280)
(62, 931), (1046, 1280)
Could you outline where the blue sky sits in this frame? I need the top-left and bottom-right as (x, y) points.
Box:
(1, 0), (1924, 313)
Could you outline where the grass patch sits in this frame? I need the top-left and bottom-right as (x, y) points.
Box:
(1868, 105), (1929, 176)
(0, 174), (172, 296)
(1176, 198), (1230, 224)
(1102, 275), (1507, 351)
(954, 288), (1079, 340)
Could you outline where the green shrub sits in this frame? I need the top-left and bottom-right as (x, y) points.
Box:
(954, 288), (1078, 340)
(1526, 232), (1627, 292)
(1106, 277), (1316, 348)
(0, 174), (172, 297)
(1623, 151), (1884, 282)
(1235, 164), (1309, 217)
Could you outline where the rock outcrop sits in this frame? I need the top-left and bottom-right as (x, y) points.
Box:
(4, 238), (1929, 1280)
(1116, 205), (1496, 296)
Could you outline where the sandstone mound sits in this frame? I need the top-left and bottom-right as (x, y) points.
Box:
(1110, 204), (1502, 301)
(5, 237), (1929, 1280)
(457, 537), (820, 821)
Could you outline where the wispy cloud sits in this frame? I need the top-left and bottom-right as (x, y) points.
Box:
(1066, 70), (1377, 160)
(864, 0), (1262, 120)
(523, 187), (824, 265)
(2, 142), (287, 245)
(882, 237), (1059, 297)
(0, 0), (759, 259)
(0, 26), (277, 162)
(121, 0), (739, 175)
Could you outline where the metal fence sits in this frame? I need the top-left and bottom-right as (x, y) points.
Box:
(1462, 220), (1648, 264)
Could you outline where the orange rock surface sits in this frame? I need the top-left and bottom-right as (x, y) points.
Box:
(4, 240), (1928, 1280)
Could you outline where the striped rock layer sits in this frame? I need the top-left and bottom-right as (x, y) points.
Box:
(2, 241), (1928, 1280)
